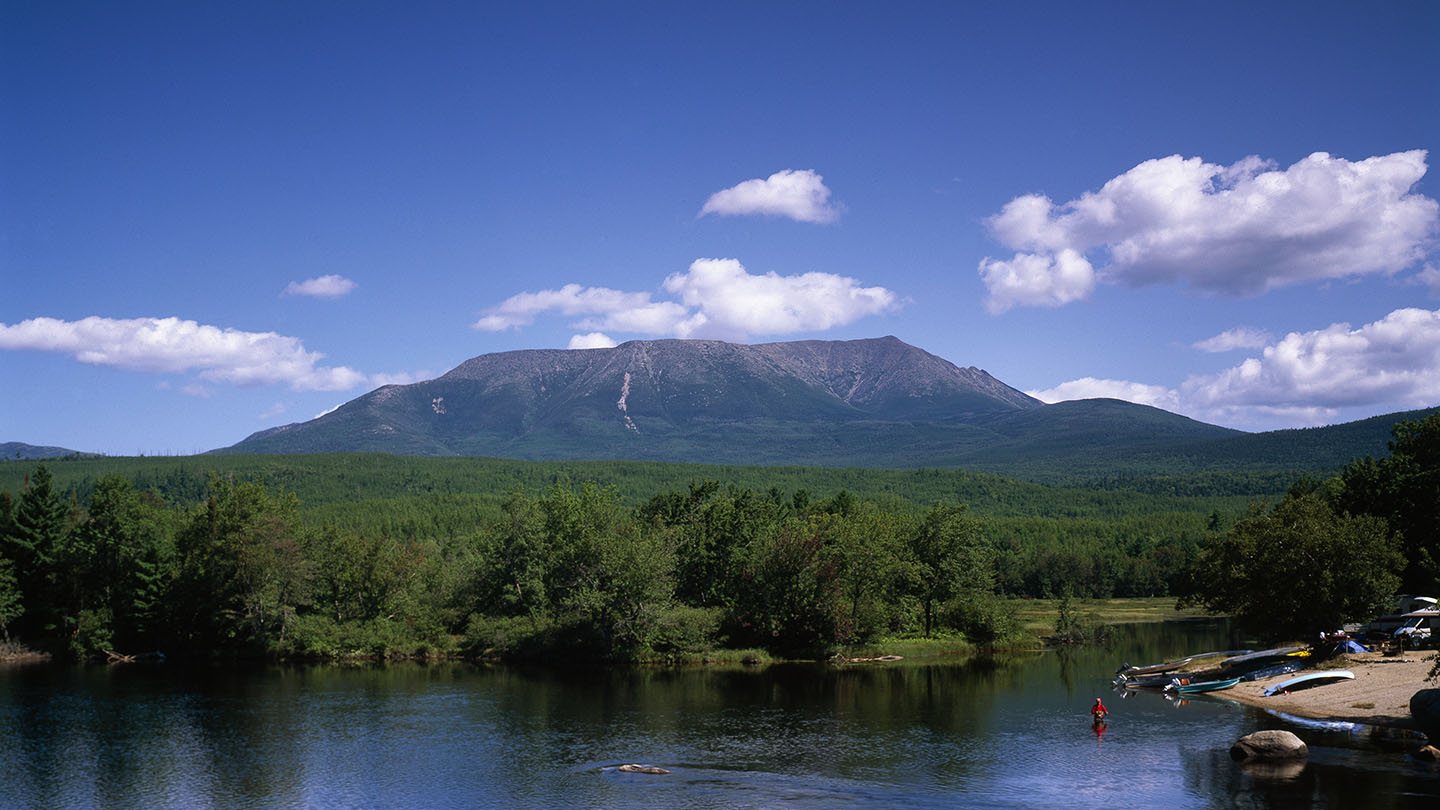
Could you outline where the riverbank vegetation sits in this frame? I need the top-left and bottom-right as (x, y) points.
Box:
(1, 413), (1432, 662)
(1183, 413), (1439, 642)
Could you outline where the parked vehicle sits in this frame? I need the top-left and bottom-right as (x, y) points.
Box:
(1359, 595), (1438, 639)
(1393, 609), (1438, 645)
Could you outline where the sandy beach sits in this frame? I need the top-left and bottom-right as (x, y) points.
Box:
(1216, 651), (1437, 728)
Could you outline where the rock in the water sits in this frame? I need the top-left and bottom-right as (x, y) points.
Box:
(618, 764), (670, 775)
(1412, 745), (1440, 763)
(1411, 689), (1440, 741)
(1230, 730), (1308, 761)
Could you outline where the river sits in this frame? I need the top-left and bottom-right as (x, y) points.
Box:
(2, 621), (1437, 809)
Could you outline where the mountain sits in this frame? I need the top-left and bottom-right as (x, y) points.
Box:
(1, 442), (97, 460)
(217, 336), (1245, 468)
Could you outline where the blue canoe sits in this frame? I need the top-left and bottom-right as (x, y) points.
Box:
(1262, 670), (1354, 697)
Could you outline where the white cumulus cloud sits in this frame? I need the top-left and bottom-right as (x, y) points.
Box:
(1181, 307), (1440, 413)
(700, 169), (842, 224)
(1026, 377), (1181, 412)
(282, 274), (357, 298)
(661, 258), (898, 338)
(977, 249), (1095, 314)
(569, 332), (618, 349)
(1192, 326), (1273, 353)
(0, 316), (368, 391)
(979, 150), (1439, 312)
(473, 258), (899, 344)
(1035, 307), (1440, 427)
(368, 370), (432, 387)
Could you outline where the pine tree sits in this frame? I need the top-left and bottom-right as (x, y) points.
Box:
(6, 466), (72, 637)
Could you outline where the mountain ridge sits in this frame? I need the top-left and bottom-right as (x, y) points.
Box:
(213, 335), (1436, 479)
(217, 336), (1242, 468)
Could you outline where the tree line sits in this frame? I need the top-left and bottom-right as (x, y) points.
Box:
(4, 412), (1429, 659)
(0, 469), (1201, 662)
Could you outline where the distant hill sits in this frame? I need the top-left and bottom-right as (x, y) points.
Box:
(1, 441), (96, 460)
(213, 335), (1434, 481)
(949, 403), (1440, 484)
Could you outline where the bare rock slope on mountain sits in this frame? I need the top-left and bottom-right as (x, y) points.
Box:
(218, 336), (1239, 468)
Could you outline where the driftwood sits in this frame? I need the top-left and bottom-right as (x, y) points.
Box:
(103, 649), (166, 663)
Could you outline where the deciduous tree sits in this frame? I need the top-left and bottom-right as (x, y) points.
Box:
(904, 503), (992, 637)
(1184, 492), (1401, 642)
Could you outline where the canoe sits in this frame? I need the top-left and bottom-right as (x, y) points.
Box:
(1117, 650), (1251, 676)
(1221, 646), (1306, 667)
(1239, 660), (1305, 682)
(1220, 647), (1310, 675)
(1165, 677), (1240, 694)
(1262, 670), (1354, 697)
(1115, 671), (1180, 689)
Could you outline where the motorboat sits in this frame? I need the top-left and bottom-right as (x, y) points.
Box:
(1165, 677), (1241, 694)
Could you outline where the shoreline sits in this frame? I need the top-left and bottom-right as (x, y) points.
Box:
(1205, 650), (1436, 729)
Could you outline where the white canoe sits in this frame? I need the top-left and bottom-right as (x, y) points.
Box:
(1262, 670), (1354, 697)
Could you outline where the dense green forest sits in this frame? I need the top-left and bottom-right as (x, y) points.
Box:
(2, 414), (1432, 660)
(0, 452), (1269, 517)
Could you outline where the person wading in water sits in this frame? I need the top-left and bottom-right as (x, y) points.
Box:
(1090, 697), (1108, 726)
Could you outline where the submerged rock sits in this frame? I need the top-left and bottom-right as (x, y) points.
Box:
(1230, 730), (1308, 761)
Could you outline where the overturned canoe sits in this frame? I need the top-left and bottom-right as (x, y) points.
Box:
(1117, 650), (1251, 676)
(1262, 670), (1354, 697)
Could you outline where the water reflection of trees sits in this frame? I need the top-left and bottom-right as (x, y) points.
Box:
(451, 656), (1048, 790)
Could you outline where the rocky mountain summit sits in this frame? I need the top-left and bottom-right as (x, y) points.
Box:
(218, 335), (1237, 468)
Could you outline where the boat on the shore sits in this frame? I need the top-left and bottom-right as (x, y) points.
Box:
(1114, 670), (1186, 688)
(1262, 670), (1355, 697)
(1116, 649), (1250, 677)
(1165, 677), (1241, 694)
(1219, 646), (1308, 676)
(1238, 660), (1305, 682)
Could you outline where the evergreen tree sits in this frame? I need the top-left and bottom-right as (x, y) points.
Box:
(0, 493), (18, 639)
(64, 475), (175, 653)
(1339, 413), (1440, 592)
(6, 466), (72, 638)
(0, 552), (22, 641)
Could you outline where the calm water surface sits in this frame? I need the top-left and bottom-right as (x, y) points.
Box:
(3, 622), (1438, 809)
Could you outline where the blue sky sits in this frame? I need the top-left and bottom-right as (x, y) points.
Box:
(3, 1), (1438, 456)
